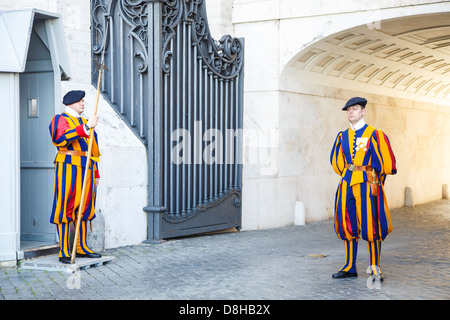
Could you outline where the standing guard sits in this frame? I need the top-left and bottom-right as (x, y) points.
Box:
(330, 97), (397, 280)
(49, 90), (102, 264)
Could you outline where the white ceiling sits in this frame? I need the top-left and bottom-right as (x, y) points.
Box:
(289, 12), (450, 104)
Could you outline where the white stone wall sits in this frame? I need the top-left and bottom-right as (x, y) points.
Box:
(231, 0), (450, 229)
(277, 82), (450, 222)
(205, 0), (233, 39)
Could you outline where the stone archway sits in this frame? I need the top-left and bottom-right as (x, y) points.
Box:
(279, 12), (450, 223)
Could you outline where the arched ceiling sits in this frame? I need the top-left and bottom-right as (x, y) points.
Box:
(288, 12), (450, 105)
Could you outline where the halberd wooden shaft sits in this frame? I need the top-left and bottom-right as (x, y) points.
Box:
(71, 19), (109, 264)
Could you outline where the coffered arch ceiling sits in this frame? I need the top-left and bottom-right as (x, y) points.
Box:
(285, 12), (450, 105)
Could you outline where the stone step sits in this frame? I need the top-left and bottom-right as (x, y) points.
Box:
(20, 255), (114, 272)
(22, 244), (60, 260)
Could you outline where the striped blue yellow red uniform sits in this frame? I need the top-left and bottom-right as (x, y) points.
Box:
(330, 124), (396, 274)
(49, 112), (101, 257)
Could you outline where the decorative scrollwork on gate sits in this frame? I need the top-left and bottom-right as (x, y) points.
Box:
(161, 0), (183, 73)
(92, 0), (109, 55)
(161, 0), (243, 79)
(92, 0), (149, 74)
(118, 0), (149, 73)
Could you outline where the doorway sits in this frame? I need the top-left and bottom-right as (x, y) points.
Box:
(19, 28), (57, 250)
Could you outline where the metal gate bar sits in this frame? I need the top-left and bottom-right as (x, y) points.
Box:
(91, 0), (244, 241)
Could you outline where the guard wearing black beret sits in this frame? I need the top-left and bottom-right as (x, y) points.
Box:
(342, 97), (367, 110)
(330, 97), (397, 281)
(49, 90), (102, 264)
(62, 90), (86, 106)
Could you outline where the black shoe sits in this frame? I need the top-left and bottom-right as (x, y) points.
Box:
(368, 266), (384, 282)
(76, 252), (102, 258)
(370, 273), (384, 282)
(332, 271), (358, 279)
(59, 257), (72, 264)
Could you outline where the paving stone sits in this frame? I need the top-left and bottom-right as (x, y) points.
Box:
(1, 199), (450, 300)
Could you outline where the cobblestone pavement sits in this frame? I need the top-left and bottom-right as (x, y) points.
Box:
(1, 200), (449, 301)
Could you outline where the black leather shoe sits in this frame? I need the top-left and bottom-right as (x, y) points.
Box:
(332, 271), (358, 279)
(76, 252), (102, 258)
(370, 273), (384, 282)
(59, 257), (72, 264)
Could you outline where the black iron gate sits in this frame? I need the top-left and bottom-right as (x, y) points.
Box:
(91, 0), (244, 241)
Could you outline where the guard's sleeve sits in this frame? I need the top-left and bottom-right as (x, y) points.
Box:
(49, 115), (88, 147)
(92, 130), (101, 179)
(370, 130), (397, 179)
(330, 131), (345, 176)
(94, 163), (100, 179)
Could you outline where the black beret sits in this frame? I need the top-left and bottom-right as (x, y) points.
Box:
(63, 90), (85, 106)
(342, 97), (367, 111)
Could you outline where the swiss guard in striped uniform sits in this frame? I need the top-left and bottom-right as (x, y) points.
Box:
(330, 97), (397, 280)
(49, 90), (102, 264)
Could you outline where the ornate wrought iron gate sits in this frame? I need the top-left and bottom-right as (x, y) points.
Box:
(91, 0), (244, 240)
